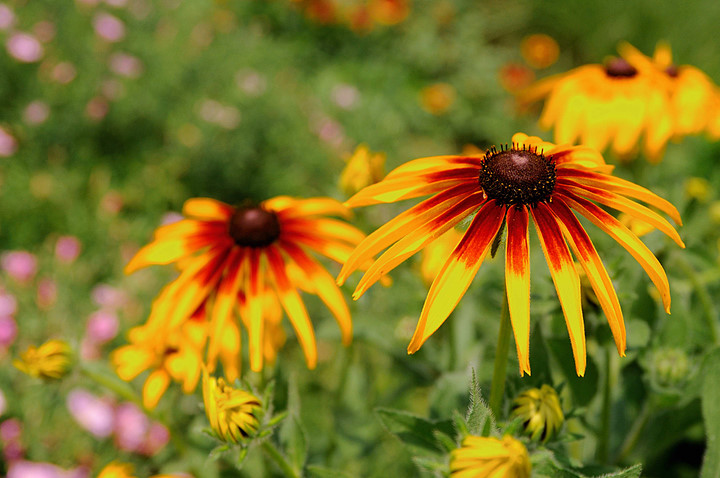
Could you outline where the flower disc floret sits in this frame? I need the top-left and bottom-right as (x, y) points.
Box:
(604, 57), (638, 78)
(229, 206), (281, 247)
(479, 144), (556, 206)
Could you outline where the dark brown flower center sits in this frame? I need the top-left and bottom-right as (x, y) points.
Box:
(665, 65), (679, 78)
(228, 206), (281, 247)
(604, 58), (637, 78)
(479, 145), (556, 206)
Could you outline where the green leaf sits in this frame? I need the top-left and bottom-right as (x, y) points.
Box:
(375, 408), (455, 459)
(600, 463), (642, 478)
(306, 465), (354, 478)
(280, 374), (307, 473)
(466, 370), (495, 436)
(701, 348), (720, 478)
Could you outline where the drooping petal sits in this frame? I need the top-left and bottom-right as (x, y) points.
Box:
(245, 249), (265, 372)
(207, 249), (244, 369)
(549, 199), (626, 355)
(337, 182), (480, 285)
(559, 180), (684, 246)
(560, 191), (672, 313)
(505, 206), (531, 376)
(408, 201), (505, 353)
(182, 198), (234, 221)
(265, 247), (318, 368)
(143, 369), (171, 410)
(353, 191), (486, 297)
(281, 241), (352, 345)
(558, 168), (682, 224)
(531, 204), (586, 376)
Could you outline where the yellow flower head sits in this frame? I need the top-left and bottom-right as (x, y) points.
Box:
(97, 462), (136, 478)
(340, 144), (387, 196)
(111, 317), (206, 409)
(419, 83), (456, 115)
(521, 34), (559, 69)
(451, 435), (531, 478)
(13, 339), (72, 380)
(684, 177), (710, 203)
(521, 48), (673, 161)
(511, 385), (564, 442)
(203, 371), (261, 444)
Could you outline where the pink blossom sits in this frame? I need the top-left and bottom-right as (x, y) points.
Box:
(7, 461), (89, 478)
(0, 290), (17, 316)
(91, 284), (128, 309)
(0, 4), (15, 30)
(331, 84), (360, 110)
(93, 13), (125, 42)
(67, 389), (115, 438)
(86, 96), (109, 121)
(101, 78), (125, 100)
(36, 278), (58, 309)
(105, 0), (128, 7)
(33, 21), (56, 43)
(0, 126), (18, 157)
(114, 402), (149, 451)
(138, 422), (170, 455)
(1, 251), (37, 283)
(316, 117), (345, 147)
(236, 70), (266, 96)
(161, 211), (183, 225)
(0, 316), (17, 347)
(86, 310), (119, 343)
(79, 337), (100, 360)
(51, 62), (77, 84)
(23, 101), (50, 125)
(3, 441), (23, 462)
(55, 236), (82, 263)
(6, 33), (44, 63)
(109, 52), (143, 78)
(0, 418), (21, 443)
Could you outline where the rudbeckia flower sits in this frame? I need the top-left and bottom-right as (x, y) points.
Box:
(13, 339), (72, 380)
(451, 435), (531, 478)
(203, 370), (261, 444)
(511, 384), (564, 442)
(522, 51), (673, 161)
(339, 144), (386, 196)
(125, 196), (363, 373)
(619, 42), (719, 140)
(338, 133), (683, 376)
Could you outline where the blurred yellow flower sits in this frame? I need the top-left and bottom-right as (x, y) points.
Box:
(420, 83), (456, 115)
(521, 52), (672, 161)
(620, 42), (719, 140)
(419, 227), (463, 286)
(618, 212), (655, 238)
(203, 371), (261, 443)
(450, 435), (531, 478)
(111, 317), (206, 409)
(339, 144), (386, 196)
(13, 339), (72, 380)
(709, 201), (720, 224)
(684, 177), (710, 202)
(97, 462), (189, 478)
(368, 0), (410, 26)
(521, 34), (559, 69)
(511, 385), (564, 442)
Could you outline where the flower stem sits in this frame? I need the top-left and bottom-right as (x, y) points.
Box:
(489, 292), (512, 419)
(262, 440), (300, 478)
(596, 345), (612, 463)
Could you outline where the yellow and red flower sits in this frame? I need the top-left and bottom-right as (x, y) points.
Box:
(338, 133), (683, 376)
(125, 196), (364, 375)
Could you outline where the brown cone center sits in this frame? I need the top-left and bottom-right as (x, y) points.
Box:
(665, 65), (679, 78)
(479, 146), (556, 206)
(604, 58), (637, 78)
(228, 206), (280, 247)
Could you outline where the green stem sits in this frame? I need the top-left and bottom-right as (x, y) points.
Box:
(614, 401), (651, 464)
(673, 253), (718, 344)
(489, 292), (512, 419)
(597, 345), (612, 463)
(262, 440), (300, 478)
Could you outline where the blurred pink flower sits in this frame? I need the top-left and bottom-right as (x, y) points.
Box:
(33, 21), (56, 43)
(315, 117), (345, 147)
(55, 236), (82, 263)
(138, 422), (170, 455)
(79, 337), (101, 360)
(7, 461), (89, 478)
(101, 78), (125, 100)
(161, 211), (183, 225)
(198, 99), (240, 129)
(0, 126), (18, 157)
(114, 402), (149, 451)
(0, 418), (21, 443)
(6, 33), (44, 63)
(0, 290), (17, 316)
(100, 190), (123, 213)
(23, 101), (50, 125)
(36, 278), (58, 309)
(236, 70), (266, 96)
(86, 96), (109, 121)
(0, 316), (17, 347)
(93, 13), (125, 42)
(331, 84), (360, 110)
(105, 0), (128, 7)
(109, 52), (143, 78)
(67, 389), (115, 438)
(86, 310), (119, 343)
(3, 442), (23, 463)
(51, 62), (77, 84)
(0, 4), (15, 30)
(1, 251), (38, 283)
(91, 284), (128, 309)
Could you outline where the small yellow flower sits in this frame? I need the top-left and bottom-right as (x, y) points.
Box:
(203, 371), (261, 443)
(684, 177), (710, 202)
(13, 339), (72, 380)
(618, 212), (655, 238)
(521, 34), (559, 69)
(419, 83), (456, 115)
(511, 385), (564, 442)
(451, 435), (531, 478)
(709, 201), (720, 224)
(339, 144), (386, 196)
(97, 462), (135, 478)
